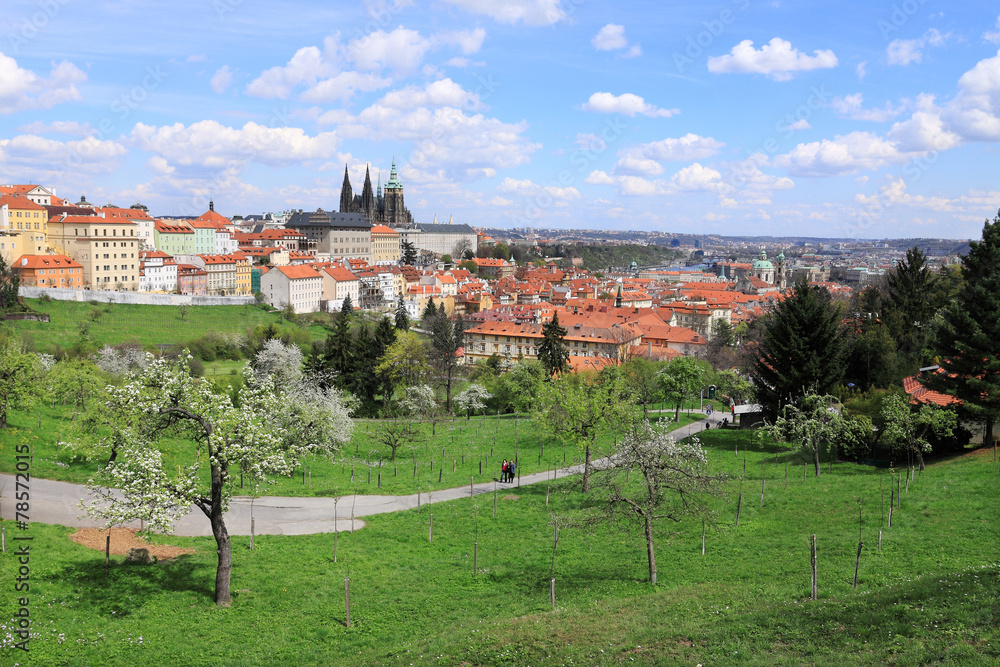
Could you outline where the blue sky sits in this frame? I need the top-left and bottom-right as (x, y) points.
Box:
(1, 0), (999, 238)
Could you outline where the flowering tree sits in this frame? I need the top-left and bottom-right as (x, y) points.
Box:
(81, 356), (353, 605)
(94, 344), (150, 377)
(0, 335), (39, 428)
(879, 393), (956, 471)
(594, 420), (725, 585)
(455, 383), (491, 420)
(252, 338), (303, 388)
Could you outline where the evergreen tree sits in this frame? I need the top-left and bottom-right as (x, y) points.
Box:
(429, 312), (463, 412)
(749, 279), (846, 420)
(538, 312), (569, 377)
(394, 300), (410, 331)
(341, 293), (353, 315)
(882, 247), (934, 369)
(927, 211), (1000, 446)
(0, 253), (20, 311)
(323, 312), (354, 386)
(401, 240), (417, 266)
(423, 297), (437, 320)
(374, 316), (396, 351)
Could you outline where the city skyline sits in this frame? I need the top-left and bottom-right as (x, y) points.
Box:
(2, 0), (999, 238)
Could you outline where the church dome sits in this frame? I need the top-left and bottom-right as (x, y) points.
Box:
(752, 248), (774, 270)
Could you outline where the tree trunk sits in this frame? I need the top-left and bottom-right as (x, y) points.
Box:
(986, 416), (996, 448)
(675, 402), (681, 421)
(0, 411), (6, 428)
(813, 442), (821, 477)
(644, 514), (657, 585)
(915, 447), (925, 472)
(210, 463), (232, 606)
(582, 444), (592, 492)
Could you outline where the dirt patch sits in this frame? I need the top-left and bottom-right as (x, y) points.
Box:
(70, 527), (195, 560)
(502, 494), (520, 501)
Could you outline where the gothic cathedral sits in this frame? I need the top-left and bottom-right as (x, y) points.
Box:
(339, 158), (414, 226)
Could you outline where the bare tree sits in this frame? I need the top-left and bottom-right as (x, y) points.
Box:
(592, 419), (725, 585)
(373, 412), (420, 461)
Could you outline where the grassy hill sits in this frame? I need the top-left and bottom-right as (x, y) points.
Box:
(1, 424), (995, 665)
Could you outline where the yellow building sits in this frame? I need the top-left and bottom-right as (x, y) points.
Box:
(370, 224), (401, 264)
(0, 194), (48, 263)
(232, 252), (252, 296)
(46, 214), (141, 290)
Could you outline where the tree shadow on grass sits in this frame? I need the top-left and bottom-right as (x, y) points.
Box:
(54, 555), (214, 616)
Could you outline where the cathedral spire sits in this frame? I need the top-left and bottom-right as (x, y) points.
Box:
(359, 164), (376, 221)
(339, 164), (354, 213)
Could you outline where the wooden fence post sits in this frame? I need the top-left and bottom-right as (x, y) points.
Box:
(810, 534), (818, 600)
(735, 494), (743, 527)
(344, 576), (351, 628)
(105, 534), (110, 575)
(701, 519), (705, 556)
(429, 513), (433, 542)
(853, 541), (863, 588)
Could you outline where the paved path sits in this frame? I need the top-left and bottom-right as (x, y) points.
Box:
(0, 410), (721, 537)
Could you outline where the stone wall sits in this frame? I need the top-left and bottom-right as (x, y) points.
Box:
(18, 286), (256, 307)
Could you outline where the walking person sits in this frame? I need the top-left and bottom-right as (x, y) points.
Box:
(501, 459), (508, 483)
(508, 458), (516, 484)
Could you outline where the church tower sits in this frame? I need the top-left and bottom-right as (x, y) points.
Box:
(776, 250), (787, 289)
(382, 157), (412, 225)
(359, 165), (376, 221)
(339, 164), (354, 213)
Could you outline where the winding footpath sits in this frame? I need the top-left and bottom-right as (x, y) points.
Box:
(1, 411), (719, 537)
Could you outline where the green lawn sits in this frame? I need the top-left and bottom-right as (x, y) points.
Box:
(7, 298), (328, 352)
(0, 405), (703, 497)
(1, 428), (996, 666)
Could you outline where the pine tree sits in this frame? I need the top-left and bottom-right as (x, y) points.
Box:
(394, 300), (410, 331)
(750, 279), (846, 420)
(341, 293), (353, 315)
(882, 246), (934, 368)
(323, 312), (354, 387)
(538, 312), (569, 377)
(423, 297), (437, 320)
(927, 211), (1000, 446)
(401, 240), (417, 266)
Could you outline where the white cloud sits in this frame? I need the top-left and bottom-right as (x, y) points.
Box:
(0, 134), (126, 182)
(375, 78), (483, 110)
(320, 96), (539, 180)
(584, 170), (616, 185)
(497, 177), (580, 203)
(246, 28), (486, 102)
(984, 16), (1000, 44)
(348, 28), (432, 74)
(592, 24), (627, 50)
(592, 24), (642, 57)
(210, 66), (234, 94)
(773, 131), (910, 176)
(832, 93), (907, 121)
(669, 163), (724, 192)
(0, 53), (87, 113)
(707, 38), (837, 81)
(614, 134), (724, 176)
(129, 120), (341, 170)
(435, 28), (488, 55)
(856, 62), (867, 80)
(581, 92), (678, 118)
(245, 43), (336, 99)
(15, 121), (94, 137)
(787, 119), (811, 130)
(943, 50), (1000, 141)
(299, 71), (392, 103)
(439, 0), (567, 26)
(887, 29), (950, 66)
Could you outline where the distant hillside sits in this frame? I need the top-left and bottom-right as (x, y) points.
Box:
(540, 243), (687, 271)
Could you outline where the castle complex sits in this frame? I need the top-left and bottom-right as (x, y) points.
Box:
(338, 158), (414, 226)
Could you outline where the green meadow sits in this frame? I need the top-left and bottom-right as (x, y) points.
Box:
(1, 426), (997, 666)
